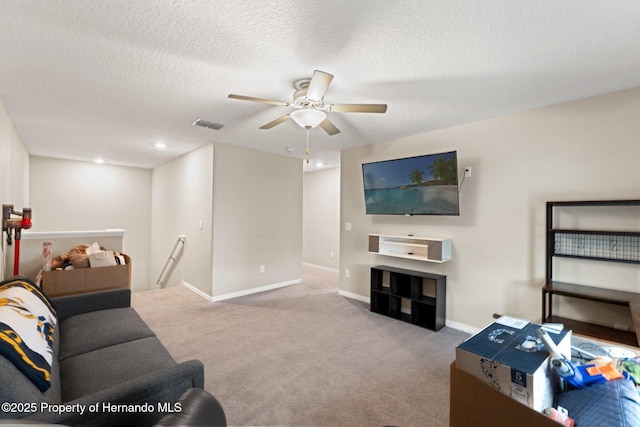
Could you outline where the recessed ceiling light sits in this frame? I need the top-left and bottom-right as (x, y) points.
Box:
(94, 158), (104, 165)
(154, 142), (167, 150)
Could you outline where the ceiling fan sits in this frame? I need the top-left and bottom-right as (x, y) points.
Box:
(228, 70), (387, 136)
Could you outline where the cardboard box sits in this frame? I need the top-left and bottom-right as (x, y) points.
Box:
(450, 361), (559, 427)
(40, 254), (131, 297)
(455, 316), (571, 412)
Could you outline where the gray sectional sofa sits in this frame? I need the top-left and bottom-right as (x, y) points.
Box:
(0, 277), (211, 426)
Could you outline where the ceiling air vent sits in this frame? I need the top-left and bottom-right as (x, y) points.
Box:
(192, 118), (224, 130)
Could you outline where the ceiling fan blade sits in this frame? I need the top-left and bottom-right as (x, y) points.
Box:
(319, 118), (341, 136)
(228, 94), (289, 107)
(260, 114), (291, 129)
(330, 103), (388, 113)
(305, 70), (334, 102)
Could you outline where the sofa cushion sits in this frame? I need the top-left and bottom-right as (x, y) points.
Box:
(60, 336), (177, 401)
(58, 307), (156, 361)
(0, 277), (57, 391)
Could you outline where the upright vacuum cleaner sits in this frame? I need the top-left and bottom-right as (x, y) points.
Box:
(2, 204), (32, 276)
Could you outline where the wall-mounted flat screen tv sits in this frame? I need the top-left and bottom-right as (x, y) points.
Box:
(362, 151), (460, 215)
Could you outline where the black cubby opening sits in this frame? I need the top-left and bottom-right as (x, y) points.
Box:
(390, 273), (412, 298)
(410, 276), (423, 299)
(412, 302), (436, 329)
(371, 268), (384, 291)
(413, 295), (436, 306)
(371, 292), (389, 315)
(389, 295), (403, 319)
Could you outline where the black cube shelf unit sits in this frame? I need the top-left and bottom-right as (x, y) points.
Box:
(370, 265), (446, 331)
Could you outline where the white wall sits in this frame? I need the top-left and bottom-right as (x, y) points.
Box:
(340, 88), (640, 332)
(211, 143), (303, 298)
(29, 156), (152, 291)
(0, 100), (30, 280)
(303, 167), (340, 270)
(151, 142), (302, 299)
(150, 143), (214, 295)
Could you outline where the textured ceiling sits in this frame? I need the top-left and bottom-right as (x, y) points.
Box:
(1, 1), (639, 170)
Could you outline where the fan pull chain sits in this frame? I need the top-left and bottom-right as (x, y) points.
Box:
(305, 129), (310, 164)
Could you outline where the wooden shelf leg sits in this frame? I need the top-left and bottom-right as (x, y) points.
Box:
(628, 301), (640, 346)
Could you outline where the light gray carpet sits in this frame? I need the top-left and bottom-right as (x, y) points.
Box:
(132, 265), (470, 426)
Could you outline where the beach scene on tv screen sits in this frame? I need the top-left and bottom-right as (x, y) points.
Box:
(363, 151), (459, 215)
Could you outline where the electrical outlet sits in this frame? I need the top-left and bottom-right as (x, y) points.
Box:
(344, 269), (350, 278)
(464, 167), (472, 178)
(330, 251), (334, 259)
(259, 265), (265, 274)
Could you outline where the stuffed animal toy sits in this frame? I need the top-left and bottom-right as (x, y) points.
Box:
(49, 244), (105, 270)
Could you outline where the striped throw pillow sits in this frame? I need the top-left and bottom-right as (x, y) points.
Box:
(0, 277), (57, 391)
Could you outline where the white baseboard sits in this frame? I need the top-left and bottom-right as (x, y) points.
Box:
(181, 281), (213, 301)
(444, 319), (479, 335)
(338, 289), (370, 303)
(182, 279), (302, 302)
(209, 278), (302, 302)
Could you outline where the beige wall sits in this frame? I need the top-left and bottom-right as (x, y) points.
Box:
(150, 143), (214, 295)
(29, 156), (152, 291)
(211, 142), (302, 298)
(20, 141), (302, 298)
(303, 167), (340, 270)
(152, 142), (302, 299)
(340, 88), (640, 332)
(6, 86), (638, 334)
(0, 100), (30, 280)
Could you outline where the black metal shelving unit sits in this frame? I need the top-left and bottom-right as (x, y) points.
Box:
(543, 200), (640, 346)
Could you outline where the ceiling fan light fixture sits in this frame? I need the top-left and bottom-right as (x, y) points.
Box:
(290, 109), (326, 129)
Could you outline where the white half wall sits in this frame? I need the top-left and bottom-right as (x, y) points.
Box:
(340, 88), (640, 331)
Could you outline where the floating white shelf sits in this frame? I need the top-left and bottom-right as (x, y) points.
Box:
(368, 234), (451, 263)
